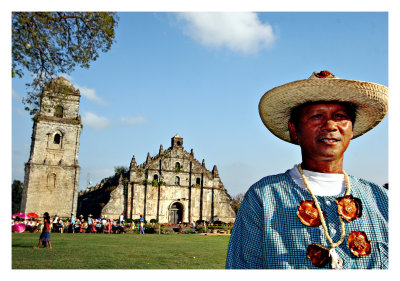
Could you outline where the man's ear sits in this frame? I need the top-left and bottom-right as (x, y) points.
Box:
(288, 121), (298, 142)
(350, 123), (354, 139)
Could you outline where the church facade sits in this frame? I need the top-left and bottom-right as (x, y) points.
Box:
(78, 135), (236, 224)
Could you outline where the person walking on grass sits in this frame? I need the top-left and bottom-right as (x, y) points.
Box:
(33, 212), (52, 249)
(139, 214), (145, 234)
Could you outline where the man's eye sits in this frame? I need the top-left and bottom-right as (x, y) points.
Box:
(310, 114), (322, 119)
(336, 113), (350, 119)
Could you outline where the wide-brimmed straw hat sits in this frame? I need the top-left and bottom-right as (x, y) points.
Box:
(258, 70), (388, 144)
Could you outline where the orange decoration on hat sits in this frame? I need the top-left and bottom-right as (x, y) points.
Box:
(313, 70), (335, 78)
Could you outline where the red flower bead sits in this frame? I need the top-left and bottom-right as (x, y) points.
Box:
(307, 244), (330, 268)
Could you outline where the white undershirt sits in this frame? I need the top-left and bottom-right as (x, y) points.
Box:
(288, 164), (346, 196)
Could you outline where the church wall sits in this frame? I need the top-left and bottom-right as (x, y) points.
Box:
(213, 189), (236, 222)
(82, 135), (236, 224)
(101, 181), (124, 218)
(190, 187), (201, 220)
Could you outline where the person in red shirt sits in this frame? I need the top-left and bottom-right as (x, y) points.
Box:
(33, 212), (52, 249)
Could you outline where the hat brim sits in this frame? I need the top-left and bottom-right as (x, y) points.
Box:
(259, 78), (388, 144)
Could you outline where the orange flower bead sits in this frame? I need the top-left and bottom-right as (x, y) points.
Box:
(297, 200), (324, 227)
(347, 231), (371, 257)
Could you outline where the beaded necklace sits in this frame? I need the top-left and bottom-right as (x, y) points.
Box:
(297, 164), (351, 269)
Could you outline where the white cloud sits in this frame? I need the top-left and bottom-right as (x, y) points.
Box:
(54, 74), (106, 105)
(177, 12), (276, 54)
(15, 108), (27, 116)
(12, 89), (21, 100)
(82, 112), (111, 129)
(76, 85), (106, 105)
(120, 116), (147, 125)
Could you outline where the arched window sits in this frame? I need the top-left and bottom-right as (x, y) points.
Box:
(175, 162), (182, 172)
(152, 174), (159, 186)
(175, 176), (180, 185)
(196, 178), (201, 185)
(55, 105), (63, 118)
(54, 133), (61, 144)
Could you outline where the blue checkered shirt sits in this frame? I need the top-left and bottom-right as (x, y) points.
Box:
(225, 170), (388, 269)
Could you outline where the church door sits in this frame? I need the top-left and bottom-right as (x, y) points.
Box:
(169, 202), (183, 224)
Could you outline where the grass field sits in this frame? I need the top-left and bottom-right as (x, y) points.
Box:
(12, 232), (231, 269)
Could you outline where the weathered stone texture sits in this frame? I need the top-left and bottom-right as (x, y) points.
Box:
(100, 180), (125, 218)
(20, 77), (81, 218)
(78, 135), (236, 223)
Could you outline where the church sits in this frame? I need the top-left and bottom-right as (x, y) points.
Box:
(78, 134), (236, 224)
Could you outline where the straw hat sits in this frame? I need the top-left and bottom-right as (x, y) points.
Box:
(258, 70), (388, 144)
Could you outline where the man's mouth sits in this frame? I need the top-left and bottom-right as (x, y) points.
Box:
(318, 138), (340, 144)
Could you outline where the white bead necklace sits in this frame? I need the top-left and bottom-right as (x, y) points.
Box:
(298, 164), (351, 269)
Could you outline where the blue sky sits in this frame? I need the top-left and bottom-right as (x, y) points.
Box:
(11, 12), (389, 197)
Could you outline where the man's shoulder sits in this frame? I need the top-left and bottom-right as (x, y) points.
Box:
(244, 171), (293, 199)
(349, 175), (388, 198)
(250, 171), (292, 190)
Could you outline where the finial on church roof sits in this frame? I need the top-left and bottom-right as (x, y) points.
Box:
(130, 155), (137, 169)
(146, 152), (151, 163)
(159, 144), (163, 155)
(212, 165), (219, 178)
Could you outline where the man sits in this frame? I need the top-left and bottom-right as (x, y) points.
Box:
(226, 71), (388, 269)
(139, 214), (145, 234)
(87, 214), (93, 233)
(119, 212), (124, 226)
(52, 214), (59, 232)
(70, 213), (75, 233)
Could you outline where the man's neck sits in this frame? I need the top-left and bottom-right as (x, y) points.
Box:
(301, 159), (344, 174)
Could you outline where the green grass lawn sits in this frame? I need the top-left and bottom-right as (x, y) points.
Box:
(12, 232), (230, 269)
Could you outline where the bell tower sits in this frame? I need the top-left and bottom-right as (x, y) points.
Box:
(171, 134), (183, 149)
(20, 77), (82, 217)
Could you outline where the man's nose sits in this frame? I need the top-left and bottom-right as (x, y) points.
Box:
(322, 119), (337, 131)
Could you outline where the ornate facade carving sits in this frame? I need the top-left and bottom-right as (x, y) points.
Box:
(78, 135), (236, 223)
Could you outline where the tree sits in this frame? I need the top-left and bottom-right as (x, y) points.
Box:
(114, 166), (128, 176)
(12, 180), (23, 214)
(230, 193), (245, 215)
(12, 12), (119, 115)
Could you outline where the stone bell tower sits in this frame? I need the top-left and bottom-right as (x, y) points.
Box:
(20, 77), (82, 217)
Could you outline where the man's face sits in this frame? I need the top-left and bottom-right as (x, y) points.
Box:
(288, 103), (354, 162)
